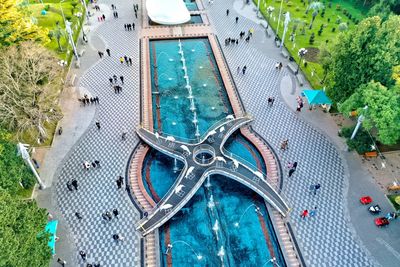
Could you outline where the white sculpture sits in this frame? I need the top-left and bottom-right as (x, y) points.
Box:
(147, 0), (190, 25)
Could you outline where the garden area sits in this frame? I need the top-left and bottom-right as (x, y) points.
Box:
(23, 0), (87, 62)
(257, 0), (369, 88)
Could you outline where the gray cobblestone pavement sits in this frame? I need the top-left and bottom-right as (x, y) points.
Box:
(53, 0), (142, 266)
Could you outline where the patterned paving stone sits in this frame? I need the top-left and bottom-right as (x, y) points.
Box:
(206, 0), (376, 266)
(54, 0), (142, 266)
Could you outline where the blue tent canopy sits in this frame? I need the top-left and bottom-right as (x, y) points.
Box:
(302, 89), (332, 105)
(45, 220), (58, 255)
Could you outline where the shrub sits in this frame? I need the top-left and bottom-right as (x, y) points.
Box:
(309, 33), (315, 44)
(66, 15), (72, 21)
(304, 61), (308, 68)
(327, 18), (330, 22)
(325, 39), (329, 43)
(340, 126), (374, 154)
(295, 6), (301, 11)
(44, 4), (50, 11)
(47, 31), (53, 40)
(335, 17), (341, 24)
(348, 14), (352, 20)
(343, 9), (348, 15)
(328, 2), (332, 8)
(321, 8), (325, 18)
(336, 4), (341, 11)
(287, 1), (293, 7)
(332, 27), (336, 32)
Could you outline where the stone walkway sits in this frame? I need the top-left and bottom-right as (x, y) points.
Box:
(51, 0), (142, 266)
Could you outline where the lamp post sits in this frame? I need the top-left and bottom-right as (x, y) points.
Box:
(276, 0), (284, 38)
(280, 11), (290, 50)
(351, 106), (368, 139)
(60, 0), (79, 62)
(17, 143), (45, 189)
(295, 48), (307, 75)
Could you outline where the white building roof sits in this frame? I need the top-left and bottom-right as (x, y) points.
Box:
(146, 0), (191, 25)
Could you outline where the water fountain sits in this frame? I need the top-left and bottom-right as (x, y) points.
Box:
(207, 194), (215, 209)
(204, 175), (211, 188)
(233, 204), (263, 228)
(217, 246), (225, 265)
(173, 158), (179, 173)
(212, 219), (219, 241)
(165, 241), (203, 261)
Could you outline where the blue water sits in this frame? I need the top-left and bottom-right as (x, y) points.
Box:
(189, 15), (203, 24)
(146, 39), (285, 266)
(184, 0), (198, 11)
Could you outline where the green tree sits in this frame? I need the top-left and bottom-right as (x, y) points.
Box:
(53, 22), (64, 52)
(0, 0), (49, 47)
(339, 81), (400, 144)
(308, 1), (324, 29)
(0, 191), (51, 266)
(0, 128), (35, 194)
(0, 42), (63, 141)
(324, 16), (400, 103)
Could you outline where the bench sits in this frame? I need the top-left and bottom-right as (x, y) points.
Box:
(78, 49), (86, 57)
(364, 151), (378, 158)
(281, 49), (289, 58)
(287, 62), (297, 73)
(296, 74), (305, 86)
(69, 74), (77, 86)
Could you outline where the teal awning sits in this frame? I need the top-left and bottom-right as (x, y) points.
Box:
(45, 220), (58, 255)
(302, 89), (332, 105)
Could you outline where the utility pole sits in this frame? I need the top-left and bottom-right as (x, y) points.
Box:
(17, 143), (45, 189)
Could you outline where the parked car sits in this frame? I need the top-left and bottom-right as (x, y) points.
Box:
(375, 217), (389, 227)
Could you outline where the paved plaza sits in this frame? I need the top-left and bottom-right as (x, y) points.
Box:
(39, 0), (400, 266)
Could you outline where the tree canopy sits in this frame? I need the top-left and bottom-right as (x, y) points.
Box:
(339, 81), (400, 144)
(0, 42), (63, 141)
(0, 191), (51, 267)
(324, 15), (400, 104)
(0, 0), (49, 47)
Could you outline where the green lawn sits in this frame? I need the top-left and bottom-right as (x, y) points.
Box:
(257, 0), (368, 88)
(387, 194), (400, 211)
(26, 1), (86, 62)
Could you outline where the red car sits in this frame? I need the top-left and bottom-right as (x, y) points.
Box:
(360, 196), (373, 205)
(375, 217), (390, 227)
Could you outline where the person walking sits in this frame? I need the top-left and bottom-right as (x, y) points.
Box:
(94, 160), (100, 167)
(314, 183), (321, 195)
(129, 57), (133, 66)
(75, 212), (83, 220)
(242, 65), (247, 75)
(120, 76), (124, 84)
(288, 168), (295, 177)
(98, 51), (103, 58)
(280, 139), (288, 150)
(267, 97), (275, 107)
(84, 161), (91, 170)
(106, 48), (110, 56)
(235, 16), (238, 23)
(95, 121), (101, 130)
(116, 179), (122, 189)
(309, 207), (317, 217)
(226, 9), (229, 16)
(113, 208), (119, 218)
(119, 57), (124, 64)
(300, 209), (308, 219)
(71, 179), (78, 190)
(67, 181), (73, 191)
(102, 213), (108, 222)
(132, 23), (135, 30)
(102, 14), (105, 20)
(79, 250), (87, 261)
(106, 211), (112, 221)
(109, 77), (113, 85)
(292, 161), (298, 170)
(237, 66), (240, 75)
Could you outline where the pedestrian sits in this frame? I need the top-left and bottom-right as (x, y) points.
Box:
(67, 181), (73, 191)
(58, 126), (63, 135)
(98, 51), (103, 58)
(102, 213), (108, 221)
(132, 23), (135, 30)
(102, 14), (105, 20)
(281, 139), (288, 150)
(235, 16), (238, 23)
(226, 9), (229, 16)
(124, 24), (127, 30)
(242, 65), (247, 75)
(84, 160), (91, 170)
(86, 264), (93, 267)
(106, 211), (112, 220)
(129, 57), (133, 66)
(278, 62), (283, 70)
(111, 4), (115, 9)
(287, 162), (294, 169)
(121, 130), (127, 140)
(75, 212), (83, 220)
(95, 121), (101, 130)
(292, 161), (298, 170)
(71, 179), (78, 190)
(120, 57), (124, 64)
(94, 160), (100, 167)
(57, 258), (66, 266)
(314, 183), (321, 195)
(296, 105), (301, 112)
(91, 161), (97, 168)
(267, 97), (275, 107)
(113, 208), (119, 218)
(135, 10), (137, 19)
(288, 168), (295, 177)
(95, 96), (99, 104)
(112, 234), (119, 241)
(116, 179), (122, 189)
(309, 207), (317, 217)
(300, 209), (308, 219)
(115, 11), (118, 18)
(237, 66), (240, 75)
(79, 250), (87, 261)
(120, 76), (124, 84)
(106, 48), (110, 56)
(109, 77), (113, 85)
(124, 55), (129, 66)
